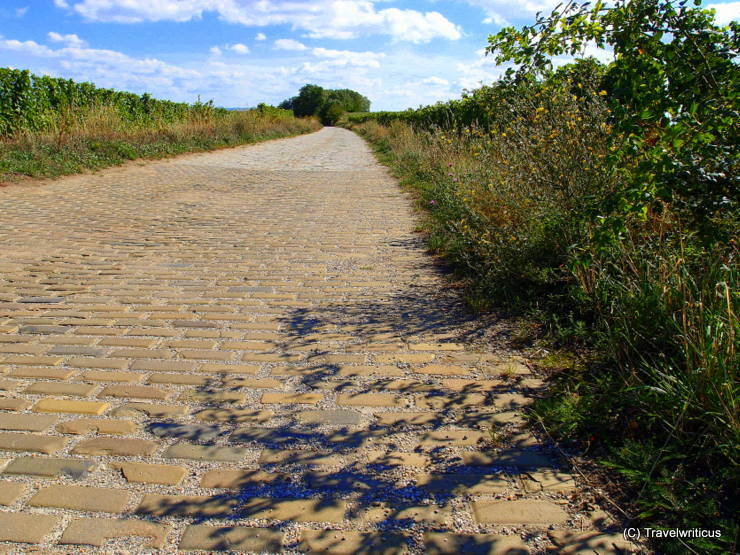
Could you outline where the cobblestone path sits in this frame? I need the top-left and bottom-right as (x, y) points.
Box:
(0, 128), (630, 553)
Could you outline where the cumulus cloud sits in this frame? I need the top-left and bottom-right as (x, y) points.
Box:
(228, 43), (249, 54)
(463, 0), (562, 26)
(255, 32), (266, 41)
(312, 47), (384, 68)
(0, 36), (201, 96)
(706, 2), (740, 25)
(274, 38), (308, 51)
(56, 0), (462, 43)
(48, 31), (88, 48)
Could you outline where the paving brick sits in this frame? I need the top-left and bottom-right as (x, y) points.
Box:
(0, 379), (22, 392)
(0, 481), (26, 505)
(80, 370), (143, 382)
(111, 402), (188, 418)
(147, 373), (209, 385)
(98, 337), (157, 347)
(223, 377), (281, 389)
(423, 532), (529, 554)
(409, 342), (465, 351)
(200, 363), (259, 374)
(178, 390), (245, 404)
(33, 398), (109, 415)
(520, 470), (577, 493)
(179, 525), (282, 551)
(149, 422), (221, 442)
(136, 494), (238, 517)
(100, 384), (171, 400)
(416, 393), (486, 410)
(375, 412), (438, 426)
(178, 349), (235, 361)
(419, 430), (488, 446)
(29, 485), (131, 513)
(131, 359), (198, 372)
(472, 499), (569, 525)
(19, 325), (70, 335)
(376, 353), (435, 364)
(0, 399), (31, 411)
(113, 462), (187, 485)
(548, 531), (636, 554)
(297, 409), (362, 426)
(441, 378), (502, 391)
(60, 517), (169, 548)
(0, 344), (47, 355)
(0, 414), (57, 431)
(68, 357), (129, 369)
(300, 530), (409, 554)
(56, 418), (137, 435)
(195, 408), (273, 423)
(336, 365), (404, 377)
(7, 366), (76, 379)
(262, 392), (322, 404)
(259, 449), (342, 466)
(416, 473), (511, 494)
(363, 502), (452, 524)
(110, 348), (172, 359)
(164, 442), (248, 462)
(72, 437), (158, 456)
(3, 456), (95, 479)
(243, 497), (347, 522)
(461, 450), (555, 469)
(366, 450), (429, 467)
(24, 382), (96, 396)
(416, 364), (469, 376)
(0, 512), (60, 543)
(337, 392), (401, 407)
(0, 432), (66, 454)
(48, 345), (104, 356)
(201, 469), (287, 489)
(3, 355), (63, 366)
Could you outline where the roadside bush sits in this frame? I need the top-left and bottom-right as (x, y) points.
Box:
(348, 2), (738, 550)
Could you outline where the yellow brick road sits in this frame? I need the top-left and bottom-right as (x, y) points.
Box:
(0, 128), (627, 553)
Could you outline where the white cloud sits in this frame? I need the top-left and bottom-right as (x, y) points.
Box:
(48, 31), (88, 48)
(312, 47), (384, 68)
(209, 46), (222, 56)
(706, 2), (740, 25)
(228, 43), (249, 54)
(274, 38), (308, 51)
(16, 7), (29, 17)
(57, 0), (462, 43)
(463, 0), (562, 26)
(53, 0), (69, 8)
(255, 32), (266, 41)
(422, 76), (449, 85)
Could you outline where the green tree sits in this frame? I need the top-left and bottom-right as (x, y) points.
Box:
(487, 0), (739, 246)
(279, 84), (371, 124)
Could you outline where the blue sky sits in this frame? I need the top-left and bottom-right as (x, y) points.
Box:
(1, 1), (738, 110)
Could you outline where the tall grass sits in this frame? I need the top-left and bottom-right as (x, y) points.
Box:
(348, 79), (738, 552)
(0, 69), (321, 183)
(0, 104), (320, 182)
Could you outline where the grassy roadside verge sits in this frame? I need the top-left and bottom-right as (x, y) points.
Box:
(0, 107), (321, 184)
(348, 118), (738, 554)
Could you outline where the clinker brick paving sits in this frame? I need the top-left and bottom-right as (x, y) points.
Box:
(0, 128), (634, 553)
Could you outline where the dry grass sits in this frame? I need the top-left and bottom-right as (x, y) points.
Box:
(0, 105), (321, 183)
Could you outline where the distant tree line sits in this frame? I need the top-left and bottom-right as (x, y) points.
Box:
(279, 84), (370, 125)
